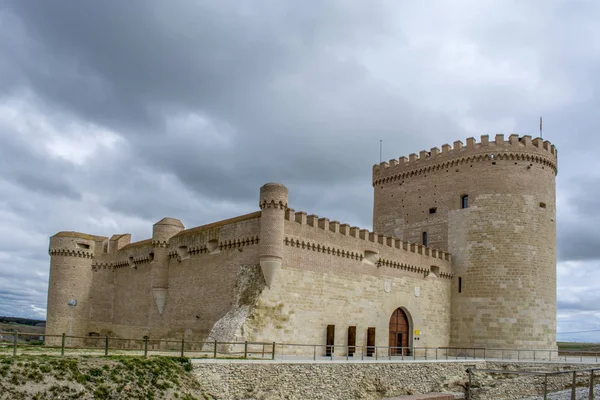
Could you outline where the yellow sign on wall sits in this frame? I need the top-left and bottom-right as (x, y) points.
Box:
(414, 330), (421, 335)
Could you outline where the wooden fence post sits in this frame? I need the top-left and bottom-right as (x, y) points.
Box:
(12, 331), (18, 356)
(144, 337), (149, 358)
(467, 368), (472, 400)
(61, 333), (66, 356)
(104, 336), (109, 356)
(180, 338), (185, 358)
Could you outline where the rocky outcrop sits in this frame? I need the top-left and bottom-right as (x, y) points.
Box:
(202, 264), (265, 350)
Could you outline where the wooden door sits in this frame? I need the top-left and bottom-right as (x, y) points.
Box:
(326, 325), (335, 356)
(389, 308), (410, 355)
(347, 326), (356, 356)
(367, 327), (376, 357)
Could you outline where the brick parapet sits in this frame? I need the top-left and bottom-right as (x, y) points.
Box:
(87, 213), (262, 274)
(284, 208), (452, 277)
(168, 235), (259, 259)
(286, 208), (450, 260)
(373, 134), (557, 186)
(169, 215), (261, 256)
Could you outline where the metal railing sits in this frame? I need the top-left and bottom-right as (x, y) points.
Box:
(467, 367), (600, 400)
(1, 330), (599, 364)
(0, 331), (275, 359)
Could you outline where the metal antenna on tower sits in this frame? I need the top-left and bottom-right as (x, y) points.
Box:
(540, 116), (543, 138)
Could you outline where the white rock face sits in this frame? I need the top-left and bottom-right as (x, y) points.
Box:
(202, 264), (265, 351)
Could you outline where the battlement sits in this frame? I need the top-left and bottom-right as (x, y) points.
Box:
(51, 231), (106, 241)
(49, 231), (108, 256)
(284, 208), (452, 278)
(85, 212), (263, 273)
(259, 183), (289, 210)
(373, 134), (557, 185)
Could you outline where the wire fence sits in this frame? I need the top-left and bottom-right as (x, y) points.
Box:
(1, 330), (600, 363)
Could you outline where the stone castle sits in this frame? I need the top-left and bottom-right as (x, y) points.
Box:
(47, 134), (558, 353)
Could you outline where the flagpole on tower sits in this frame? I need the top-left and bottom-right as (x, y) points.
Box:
(540, 116), (543, 139)
(380, 140), (382, 164)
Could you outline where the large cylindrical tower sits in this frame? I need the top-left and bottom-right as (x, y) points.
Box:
(372, 134), (557, 350)
(258, 183), (288, 286)
(47, 232), (104, 344)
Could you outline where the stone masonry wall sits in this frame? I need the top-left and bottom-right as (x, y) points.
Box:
(86, 213), (262, 342)
(242, 216), (453, 353)
(194, 361), (597, 400)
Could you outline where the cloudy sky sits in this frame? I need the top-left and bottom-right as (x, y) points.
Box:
(0, 0), (598, 342)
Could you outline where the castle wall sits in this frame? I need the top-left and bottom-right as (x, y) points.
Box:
(372, 134), (557, 350)
(88, 269), (114, 326)
(86, 213), (262, 342)
(242, 214), (453, 354)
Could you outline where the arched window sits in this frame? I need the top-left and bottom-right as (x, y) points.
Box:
(422, 232), (428, 247)
(461, 194), (469, 209)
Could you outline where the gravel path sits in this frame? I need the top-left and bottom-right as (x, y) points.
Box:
(521, 384), (600, 399)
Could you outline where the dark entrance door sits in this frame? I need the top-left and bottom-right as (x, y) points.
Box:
(367, 327), (376, 357)
(389, 308), (409, 356)
(326, 325), (335, 356)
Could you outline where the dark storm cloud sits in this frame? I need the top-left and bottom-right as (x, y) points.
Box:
(2, 1), (390, 132)
(0, 0), (599, 337)
(0, 0), (460, 232)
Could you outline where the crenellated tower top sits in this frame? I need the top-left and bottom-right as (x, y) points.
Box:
(259, 182), (289, 210)
(373, 134), (557, 186)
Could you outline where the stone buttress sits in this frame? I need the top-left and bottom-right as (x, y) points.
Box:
(151, 217), (184, 314)
(258, 183), (288, 286)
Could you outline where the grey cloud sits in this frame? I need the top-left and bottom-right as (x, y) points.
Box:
(556, 175), (600, 262)
(557, 290), (600, 312)
(0, 134), (81, 199)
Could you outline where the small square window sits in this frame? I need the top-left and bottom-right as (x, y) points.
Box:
(461, 195), (469, 209)
(429, 207), (437, 214)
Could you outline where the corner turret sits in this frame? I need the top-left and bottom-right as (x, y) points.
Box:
(259, 183), (288, 286)
(47, 231), (108, 344)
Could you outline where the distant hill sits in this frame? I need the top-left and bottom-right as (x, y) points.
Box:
(0, 316), (45, 327)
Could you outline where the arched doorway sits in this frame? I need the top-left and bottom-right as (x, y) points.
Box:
(389, 307), (410, 355)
